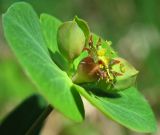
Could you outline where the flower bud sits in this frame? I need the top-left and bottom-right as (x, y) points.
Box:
(57, 21), (85, 61)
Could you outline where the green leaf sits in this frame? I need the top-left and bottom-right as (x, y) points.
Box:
(74, 16), (90, 42)
(73, 50), (88, 71)
(74, 85), (157, 132)
(0, 94), (48, 135)
(3, 2), (84, 122)
(40, 13), (61, 53)
(40, 13), (68, 71)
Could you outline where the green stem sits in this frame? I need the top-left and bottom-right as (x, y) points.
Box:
(25, 104), (53, 135)
(67, 61), (74, 78)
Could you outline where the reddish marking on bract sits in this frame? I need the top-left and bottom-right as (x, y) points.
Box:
(111, 59), (120, 65)
(113, 71), (123, 76)
(98, 60), (104, 65)
(96, 38), (102, 48)
(89, 35), (93, 46)
(83, 47), (90, 52)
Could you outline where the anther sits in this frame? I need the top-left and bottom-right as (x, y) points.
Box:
(89, 35), (93, 47)
(96, 38), (101, 48)
(110, 59), (120, 66)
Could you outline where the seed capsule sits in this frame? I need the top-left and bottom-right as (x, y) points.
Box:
(111, 57), (139, 92)
(57, 21), (85, 61)
(72, 57), (99, 83)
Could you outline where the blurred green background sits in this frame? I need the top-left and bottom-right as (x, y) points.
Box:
(0, 0), (160, 135)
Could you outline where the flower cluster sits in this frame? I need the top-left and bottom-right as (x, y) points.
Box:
(83, 35), (124, 84)
(57, 18), (138, 93)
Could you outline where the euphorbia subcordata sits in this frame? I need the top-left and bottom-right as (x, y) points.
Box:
(57, 20), (138, 93)
(3, 2), (157, 133)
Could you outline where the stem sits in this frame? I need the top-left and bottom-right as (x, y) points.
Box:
(25, 104), (53, 135)
(68, 62), (74, 78)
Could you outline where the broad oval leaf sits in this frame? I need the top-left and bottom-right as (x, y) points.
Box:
(74, 85), (157, 132)
(3, 2), (84, 122)
(40, 13), (61, 53)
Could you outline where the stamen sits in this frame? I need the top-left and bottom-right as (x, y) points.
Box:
(96, 38), (101, 48)
(89, 35), (93, 47)
(110, 59), (120, 66)
(112, 71), (123, 76)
